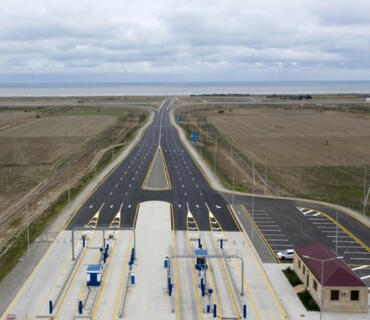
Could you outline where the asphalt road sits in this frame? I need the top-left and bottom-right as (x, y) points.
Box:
(68, 98), (369, 273)
(68, 99), (237, 231)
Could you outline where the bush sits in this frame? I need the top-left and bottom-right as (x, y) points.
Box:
(298, 290), (320, 311)
(283, 267), (303, 287)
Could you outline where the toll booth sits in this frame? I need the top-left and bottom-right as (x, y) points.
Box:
(195, 249), (207, 271)
(86, 264), (102, 287)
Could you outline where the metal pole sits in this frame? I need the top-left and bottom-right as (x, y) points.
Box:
(72, 230), (75, 260)
(26, 202), (30, 258)
(335, 195), (338, 254)
(320, 261), (324, 320)
(232, 157), (235, 206)
(264, 156), (267, 195)
(112, 133), (114, 161)
(213, 135), (218, 175)
(363, 166), (367, 215)
(68, 161), (71, 208)
(240, 257), (244, 296)
(251, 182), (255, 241)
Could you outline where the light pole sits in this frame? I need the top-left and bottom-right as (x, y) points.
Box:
(67, 161), (71, 208)
(26, 192), (41, 258)
(302, 255), (343, 320)
(213, 135), (218, 175)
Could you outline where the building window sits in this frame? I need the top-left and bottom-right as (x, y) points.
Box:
(331, 290), (339, 301)
(313, 280), (317, 291)
(351, 290), (359, 301)
(298, 259), (301, 269)
(303, 266), (305, 275)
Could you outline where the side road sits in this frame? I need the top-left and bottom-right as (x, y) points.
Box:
(0, 107), (156, 316)
(169, 104), (370, 228)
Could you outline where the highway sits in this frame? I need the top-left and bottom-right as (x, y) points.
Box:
(68, 97), (369, 273)
(68, 99), (237, 231)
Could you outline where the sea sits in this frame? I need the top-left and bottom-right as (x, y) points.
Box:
(0, 81), (369, 97)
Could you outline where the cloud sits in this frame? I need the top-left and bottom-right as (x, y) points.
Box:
(0, 0), (369, 81)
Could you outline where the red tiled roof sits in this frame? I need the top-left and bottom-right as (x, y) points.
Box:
(295, 243), (366, 287)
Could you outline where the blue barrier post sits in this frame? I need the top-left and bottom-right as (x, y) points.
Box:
(49, 300), (53, 314)
(208, 288), (213, 297)
(78, 300), (83, 314)
(82, 237), (86, 248)
(164, 257), (168, 268)
(131, 273), (135, 285)
(243, 304), (247, 318)
(220, 239), (223, 249)
(207, 305), (211, 313)
(198, 238), (202, 249)
(169, 283), (173, 296)
(201, 283), (205, 297)
(213, 304), (217, 318)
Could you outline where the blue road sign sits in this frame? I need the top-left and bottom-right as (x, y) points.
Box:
(190, 132), (199, 140)
(175, 115), (182, 121)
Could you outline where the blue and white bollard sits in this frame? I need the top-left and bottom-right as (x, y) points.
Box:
(243, 304), (247, 318)
(213, 304), (217, 318)
(49, 300), (53, 314)
(131, 273), (135, 285)
(78, 300), (83, 314)
(164, 257), (168, 268)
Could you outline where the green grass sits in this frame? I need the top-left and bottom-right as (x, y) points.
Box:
(283, 267), (303, 287)
(298, 290), (320, 311)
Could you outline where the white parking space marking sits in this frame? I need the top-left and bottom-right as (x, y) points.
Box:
(352, 265), (370, 271)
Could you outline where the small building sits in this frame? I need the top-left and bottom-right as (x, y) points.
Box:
(86, 264), (103, 287)
(366, 97), (370, 103)
(293, 244), (368, 313)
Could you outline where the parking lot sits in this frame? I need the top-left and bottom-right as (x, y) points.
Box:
(239, 202), (370, 287)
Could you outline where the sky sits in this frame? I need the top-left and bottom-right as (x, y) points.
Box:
(0, 0), (370, 82)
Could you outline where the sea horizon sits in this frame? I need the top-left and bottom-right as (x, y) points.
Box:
(0, 80), (369, 97)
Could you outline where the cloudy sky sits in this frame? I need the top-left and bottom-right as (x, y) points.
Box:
(0, 0), (370, 82)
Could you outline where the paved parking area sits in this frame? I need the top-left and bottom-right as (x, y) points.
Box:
(297, 207), (370, 266)
(240, 201), (370, 277)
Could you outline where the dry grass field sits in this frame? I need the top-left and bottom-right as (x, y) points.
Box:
(208, 109), (370, 167)
(0, 101), (151, 249)
(178, 97), (370, 215)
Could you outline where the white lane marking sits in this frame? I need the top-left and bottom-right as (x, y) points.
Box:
(216, 205), (221, 209)
(182, 185), (185, 188)
(266, 239), (289, 241)
(346, 252), (370, 255)
(125, 192), (128, 196)
(313, 212), (321, 216)
(178, 204), (182, 208)
(135, 171), (138, 174)
(184, 192), (187, 196)
(196, 204), (199, 208)
(110, 204), (114, 208)
(115, 184), (118, 187)
(132, 177), (135, 181)
(129, 184), (131, 187)
(128, 204), (132, 208)
(352, 265), (370, 271)
(312, 222), (334, 225)
(338, 246), (362, 248)
(259, 229), (282, 232)
(89, 204), (94, 209)
(200, 193), (203, 196)
(196, 184), (199, 188)
(360, 275), (370, 279)
(192, 177), (195, 181)
(124, 171), (127, 174)
(120, 177), (123, 180)
(109, 192), (112, 196)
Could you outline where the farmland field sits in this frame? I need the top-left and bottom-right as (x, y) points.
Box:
(178, 96), (370, 216)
